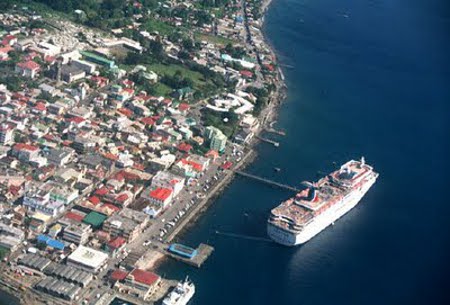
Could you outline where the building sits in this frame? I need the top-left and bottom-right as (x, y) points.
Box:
(15, 60), (40, 78)
(49, 264), (93, 287)
(23, 181), (79, 217)
(172, 155), (209, 178)
(45, 147), (75, 166)
(67, 245), (109, 273)
(150, 171), (185, 197)
(82, 211), (108, 230)
(35, 277), (81, 301)
(0, 222), (24, 251)
(36, 234), (65, 251)
(63, 222), (92, 245)
(0, 123), (15, 145)
(60, 64), (86, 83)
(115, 268), (161, 300)
(80, 51), (116, 69)
(146, 187), (173, 208)
(204, 126), (227, 152)
(103, 208), (148, 242)
(11, 143), (40, 162)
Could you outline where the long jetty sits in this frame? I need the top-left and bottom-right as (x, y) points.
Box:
(256, 135), (279, 147)
(234, 170), (302, 193)
(264, 127), (286, 136)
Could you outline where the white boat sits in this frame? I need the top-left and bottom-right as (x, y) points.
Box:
(162, 277), (195, 305)
(267, 157), (378, 246)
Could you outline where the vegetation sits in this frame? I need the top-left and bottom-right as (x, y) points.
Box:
(0, 246), (9, 261)
(202, 108), (239, 138)
(246, 86), (270, 116)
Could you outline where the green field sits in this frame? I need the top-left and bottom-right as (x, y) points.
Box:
(143, 19), (180, 36)
(151, 83), (172, 96)
(194, 32), (236, 46)
(147, 63), (206, 86)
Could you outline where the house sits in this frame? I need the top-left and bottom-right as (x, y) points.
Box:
(11, 143), (40, 162)
(15, 61), (41, 78)
(115, 269), (161, 300)
(146, 187), (173, 208)
(0, 46), (13, 61)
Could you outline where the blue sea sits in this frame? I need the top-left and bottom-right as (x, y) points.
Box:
(3, 0), (450, 304)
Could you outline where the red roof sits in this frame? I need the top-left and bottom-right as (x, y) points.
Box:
(221, 161), (233, 170)
(118, 107), (133, 117)
(33, 103), (46, 112)
(264, 63), (275, 71)
(177, 143), (193, 153)
(13, 143), (39, 152)
(178, 103), (190, 111)
(149, 187), (172, 201)
(17, 60), (40, 71)
(115, 193), (129, 203)
(108, 236), (126, 249)
(103, 153), (119, 161)
(88, 196), (101, 205)
(100, 203), (121, 213)
(205, 150), (219, 159)
(240, 70), (253, 78)
(129, 269), (160, 286)
(181, 158), (203, 171)
(95, 187), (109, 196)
(111, 269), (128, 282)
(65, 211), (84, 222)
(67, 116), (85, 124)
(141, 117), (155, 125)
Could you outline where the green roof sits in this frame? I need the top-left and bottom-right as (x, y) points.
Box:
(80, 51), (115, 66)
(83, 211), (107, 229)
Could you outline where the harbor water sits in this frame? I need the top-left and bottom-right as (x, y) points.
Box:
(156, 0), (450, 305)
(2, 0), (450, 304)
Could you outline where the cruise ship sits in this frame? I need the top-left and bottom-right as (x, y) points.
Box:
(162, 277), (195, 305)
(267, 158), (378, 246)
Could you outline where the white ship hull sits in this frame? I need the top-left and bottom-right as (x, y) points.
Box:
(268, 176), (377, 246)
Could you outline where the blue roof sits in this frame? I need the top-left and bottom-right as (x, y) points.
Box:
(168, 243), (198, 259)
(46, 239), (65, 250)
(37, 234), (65, 250)
(37, 234), (50, 243)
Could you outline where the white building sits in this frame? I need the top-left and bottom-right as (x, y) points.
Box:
(67, 246), (108, 273)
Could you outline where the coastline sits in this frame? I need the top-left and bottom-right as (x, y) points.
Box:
(0, 1), (287, 304)
(159, 0), (286, 249)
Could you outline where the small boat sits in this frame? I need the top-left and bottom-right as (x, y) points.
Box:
(274, 167), (281, 172)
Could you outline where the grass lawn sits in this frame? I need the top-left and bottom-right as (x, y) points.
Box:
(143, 19), (179, 36)
(147, 63), (206, 86)
(194, 32), (236, 46)
(151, 83), (172, 96)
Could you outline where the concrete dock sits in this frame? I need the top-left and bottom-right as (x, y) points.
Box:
(164, 243), (214, 268)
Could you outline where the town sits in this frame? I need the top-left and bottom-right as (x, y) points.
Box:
(0, 0), (283, 304)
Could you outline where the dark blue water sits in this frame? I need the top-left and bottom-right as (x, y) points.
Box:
(156, 0), (450, 305)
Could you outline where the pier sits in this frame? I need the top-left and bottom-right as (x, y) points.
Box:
(234, 170), (302, 193)
(264, 127), (286, 136)
(164, 243), (214, 268)
(256, 135), (280, 147)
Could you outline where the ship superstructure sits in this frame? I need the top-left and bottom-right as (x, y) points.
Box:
(162, 277), (195, 305)
(267, 158), (378, 246)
